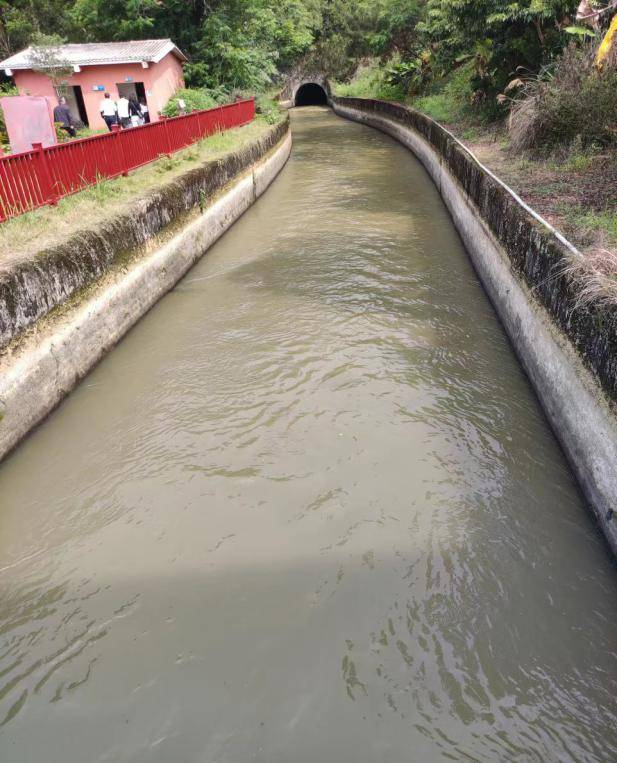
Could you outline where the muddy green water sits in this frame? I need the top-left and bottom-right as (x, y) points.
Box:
(0, 108), (616, 762)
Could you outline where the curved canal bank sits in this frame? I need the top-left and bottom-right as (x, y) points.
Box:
(0, 119), (291, 462)
(330, 96), (617, 555)
(0, 107), (615, 762)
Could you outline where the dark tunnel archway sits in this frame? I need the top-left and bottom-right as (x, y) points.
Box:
(295, 83), (328, 107)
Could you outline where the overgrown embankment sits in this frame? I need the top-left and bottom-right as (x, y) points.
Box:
(0, 114), (287, 348)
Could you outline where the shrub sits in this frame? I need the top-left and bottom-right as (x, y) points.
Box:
(507, 43), (617, 153)
(254, 95), (282, 124)
(333, 59), (406, 101)
(161, 87), (228, 117)
(413, 61), (476, 123)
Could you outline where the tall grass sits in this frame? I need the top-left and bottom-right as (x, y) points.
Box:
(561, 247), (617, 308)
(508, 43), (617, 153)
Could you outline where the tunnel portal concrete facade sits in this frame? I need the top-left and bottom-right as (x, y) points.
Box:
(278, 72), (330, 108)
(294, 82), (328, 106)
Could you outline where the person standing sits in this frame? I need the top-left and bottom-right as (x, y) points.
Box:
(139, 99), (150, 124)
(117, 94), (131, 128)
(100, 93), (117, 131)
(117, 95), (131, 128)
(128, 96), (142, 127)
(53, 96), (76, 138)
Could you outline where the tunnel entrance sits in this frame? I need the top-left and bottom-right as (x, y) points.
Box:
(295, 83), (328, 107)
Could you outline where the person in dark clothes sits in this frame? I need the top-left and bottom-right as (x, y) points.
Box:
(128, 97), (142, 126)
(139, 99), (150, 124)
(53, 96), (76, 138)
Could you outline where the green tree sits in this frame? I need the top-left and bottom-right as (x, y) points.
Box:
(29, 33), (74, 90)
(0, 0), (75, 58)
(418, 0), (574, 93)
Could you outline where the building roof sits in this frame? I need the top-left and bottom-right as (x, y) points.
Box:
(0, 39), (187, 71)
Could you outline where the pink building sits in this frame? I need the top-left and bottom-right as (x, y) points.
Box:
(1, 39), (186, 131)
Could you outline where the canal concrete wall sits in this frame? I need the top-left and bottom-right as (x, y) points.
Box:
(0, 120), (292, 461)
(331, 96), (617, 555)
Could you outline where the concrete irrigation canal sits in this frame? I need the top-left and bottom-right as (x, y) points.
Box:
(0, 106), (616, 761)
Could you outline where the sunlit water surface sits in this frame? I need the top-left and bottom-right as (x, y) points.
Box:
(0, 108), (615, 762)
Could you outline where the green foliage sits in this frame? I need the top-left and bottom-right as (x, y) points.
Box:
(564, 25), (597, 39)
(556, 152), (593, 172)
(1, 0), (613, 157)
(29, 33), (74, 88)
(575, 210), (617, 245)
(161, 87), (282, 125)
(413, 93), (466, 124)
(0, 0), (74, 58)
(410, 60), (475, 122)
(384, 49), (433, 96)
(254, 95), (283, 124)
(369, 0), (422, 56)
(333, 59), (405, 101)
(68, 0), (324, 91)
(161, 88), (226, 118)
(417, 0), (573, 98)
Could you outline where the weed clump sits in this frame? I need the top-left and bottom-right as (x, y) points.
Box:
(254, 95), (283, 124)
(562, 247), (617, 308)
(507, 44), (617, 154)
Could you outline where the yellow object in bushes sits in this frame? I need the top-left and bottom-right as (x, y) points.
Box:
(596, 14), (617, 69)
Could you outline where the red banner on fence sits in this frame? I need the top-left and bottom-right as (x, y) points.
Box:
(0, 98), (255, 222)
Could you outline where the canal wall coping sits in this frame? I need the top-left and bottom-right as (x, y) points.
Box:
(0, 119), (292, 461)
(331, 96), (617, 555)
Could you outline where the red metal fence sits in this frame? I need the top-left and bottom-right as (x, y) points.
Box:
(0, 98), (255, 222)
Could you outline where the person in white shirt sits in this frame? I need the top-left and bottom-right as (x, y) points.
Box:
(99, 93), (118, 131)
(117, 95), (131, 128)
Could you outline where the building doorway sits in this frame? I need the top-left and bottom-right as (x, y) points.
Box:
(117, 82), (147, 104)
(116, 82), (149, 122)
(59, 85), (89, 127)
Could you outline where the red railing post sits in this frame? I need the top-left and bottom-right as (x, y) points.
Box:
(32, 142), (58, 207)
(111, 124), (129, 177)
(160, 116), (173, 157)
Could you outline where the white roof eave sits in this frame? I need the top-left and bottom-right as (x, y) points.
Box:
(0, 39), (187, 71)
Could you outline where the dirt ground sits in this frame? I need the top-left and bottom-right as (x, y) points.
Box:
(453, 125), (617, 257)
